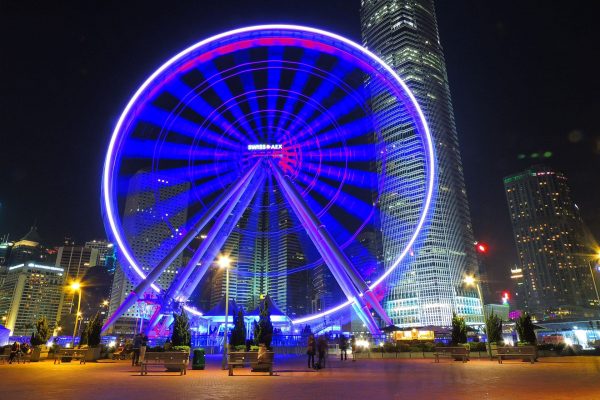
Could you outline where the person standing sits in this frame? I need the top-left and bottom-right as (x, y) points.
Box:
(131, 334), (142, 366)
(139, 333), (148, 364)
(306, 334), (316, 368)
(350, 335), (357, 362)
(339, 335), (348, 361)
(317, 335), (328, 369)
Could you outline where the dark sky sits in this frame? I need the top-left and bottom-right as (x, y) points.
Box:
(1, 1), (599, 295)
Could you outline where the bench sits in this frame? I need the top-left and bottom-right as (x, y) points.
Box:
(497, 346), (537, 364)
(54, 349), (87, 364)
(434, 347), (470, 363)
(141, 352), (189, 376)
(228, 351), (274, 376)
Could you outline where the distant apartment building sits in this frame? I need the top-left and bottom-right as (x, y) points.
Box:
(504, 165), (598, 319)
(0, 262), (64, 336)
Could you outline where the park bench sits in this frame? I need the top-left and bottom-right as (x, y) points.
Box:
(497, 346), (537, 364)
(140, 352), (189, 376)
(433, 347), (470, 363)
(54, 348), (87, 364)
(228, 351), (275, 376)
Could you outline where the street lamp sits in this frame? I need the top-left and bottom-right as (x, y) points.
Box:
(69, 281), (83, 348)
(218, 255), (231, 370)
(588, 250), (600, 306)
(463, 275), (485, 319)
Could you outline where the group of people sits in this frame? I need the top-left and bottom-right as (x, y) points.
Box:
(131, 332), (149, 366)
(306, 334), (357, 369)
(8, 341), (31, 364)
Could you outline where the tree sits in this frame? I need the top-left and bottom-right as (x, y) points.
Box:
(451, 313), (467, 345)
(485, 312), (503, 344)
(515, 313), (537, 344)
(230, 308), (246, 347)
(85, 312), (103, 347)
(171, 309), (191, 347)
(255, 296), (274, 349)
(30, 316), (51, 347)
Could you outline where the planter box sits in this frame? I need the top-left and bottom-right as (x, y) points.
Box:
(85, 347), (101, 362)
(31, 346), (49, 362)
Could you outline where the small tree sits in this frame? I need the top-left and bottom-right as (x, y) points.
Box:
(515, 313), (537, 344)
(79, 323), (88, 346)
(171, 309), (191, 347)
(230, 308), (246, 348)
(451, 312), (467, 345)
(86, 312), (103, 347)
(256, 297), (274, 349)
(485, 312), (503, 344)
(30, 316), (51, 347)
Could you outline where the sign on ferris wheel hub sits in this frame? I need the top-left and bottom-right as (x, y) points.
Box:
(101, 24), (436, 333)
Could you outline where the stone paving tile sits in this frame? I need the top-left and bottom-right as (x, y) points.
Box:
(1, 355), (600, 399)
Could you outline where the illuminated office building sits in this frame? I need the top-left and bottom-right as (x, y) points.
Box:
(361, 0), (482, 326)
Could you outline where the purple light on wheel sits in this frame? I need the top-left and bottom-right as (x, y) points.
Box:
(102, 24), (436, 324)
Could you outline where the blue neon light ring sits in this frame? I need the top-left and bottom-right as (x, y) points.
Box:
(102, 24), (436, 322)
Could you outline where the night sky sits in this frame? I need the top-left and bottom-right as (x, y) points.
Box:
(1, 1), (599, 295)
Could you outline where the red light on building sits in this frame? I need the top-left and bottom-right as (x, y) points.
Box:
(475, 242), (488, 253)
(502, 291), (510, 304)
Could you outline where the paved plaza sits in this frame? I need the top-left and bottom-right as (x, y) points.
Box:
(1, 355), (600, 399)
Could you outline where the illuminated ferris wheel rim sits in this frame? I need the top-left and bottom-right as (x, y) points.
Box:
(102, 24), (436, 324)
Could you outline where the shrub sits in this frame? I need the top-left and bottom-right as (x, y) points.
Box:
(230, 308), (246, 347)
(30, 316), (51, 347)
(451, 313), (467, 345)
(85, 313), (103, 347)
(171, 310), (191, 347)
(255, 297), (273, 349)
(515, 313), (537, 345)
(485, 311), (503, 344)
(172, 345), (191, 352)
(469, 342), (487, 352)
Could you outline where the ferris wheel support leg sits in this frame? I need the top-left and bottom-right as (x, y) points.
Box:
(270, 161), (382, 334)
(178, 171), (266, 300)
(101, 161), (261, 334)
(150, 171), (266, 335)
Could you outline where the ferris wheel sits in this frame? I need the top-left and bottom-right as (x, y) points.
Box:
(101, 25), (435, 334)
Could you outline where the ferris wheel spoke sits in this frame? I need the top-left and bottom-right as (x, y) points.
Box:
(166, 79), (251, 145)
(232, 52), (262, 133)
(283, 61), (355, 135)
(302, 160), (376, 189)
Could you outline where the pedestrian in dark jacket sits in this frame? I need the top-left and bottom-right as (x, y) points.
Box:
(317, 335), (328, 369)
(306, 334), (316, 368)
(339, 335), (348, 361)
(132, 334), (142, 366)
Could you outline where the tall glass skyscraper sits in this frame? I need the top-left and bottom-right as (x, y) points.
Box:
(361, 0), (482, 326)
(504, 165), (599, 319)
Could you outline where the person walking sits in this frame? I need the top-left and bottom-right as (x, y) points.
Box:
(131, 333), (142, 366)
(339, 335), (348, 361)
(350, 335), (357, 362)
(317, 335), (328, 369)
(306, 334), (316, 369)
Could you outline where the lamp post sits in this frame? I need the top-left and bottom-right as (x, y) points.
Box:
(218, 255), (231, 370)
(588, 250), (600, 307)
(70, 281), (82, 348)
(463, 275), (485, 320)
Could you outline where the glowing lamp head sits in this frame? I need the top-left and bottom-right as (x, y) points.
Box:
(217, 255), (231, 269)
(70, 282), (81, 291)
(463, 275), (476, 286)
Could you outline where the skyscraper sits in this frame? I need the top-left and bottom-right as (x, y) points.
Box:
(504, 165), (599, 319)
(108, 170), (189, 334)
(361, 0), (482, 326)
(0, 262), (64, 336)
(55, 246), (98, 326)
(85, 240), (116, 272)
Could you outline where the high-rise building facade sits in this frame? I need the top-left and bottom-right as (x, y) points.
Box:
(504, 165), (598, 319)
(0, 262), (64, 336)
(108, 170), (189, 334)
(361, 0), (482, 326)
(85, 240), (116, 272)
(55, 246), (98, 325)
